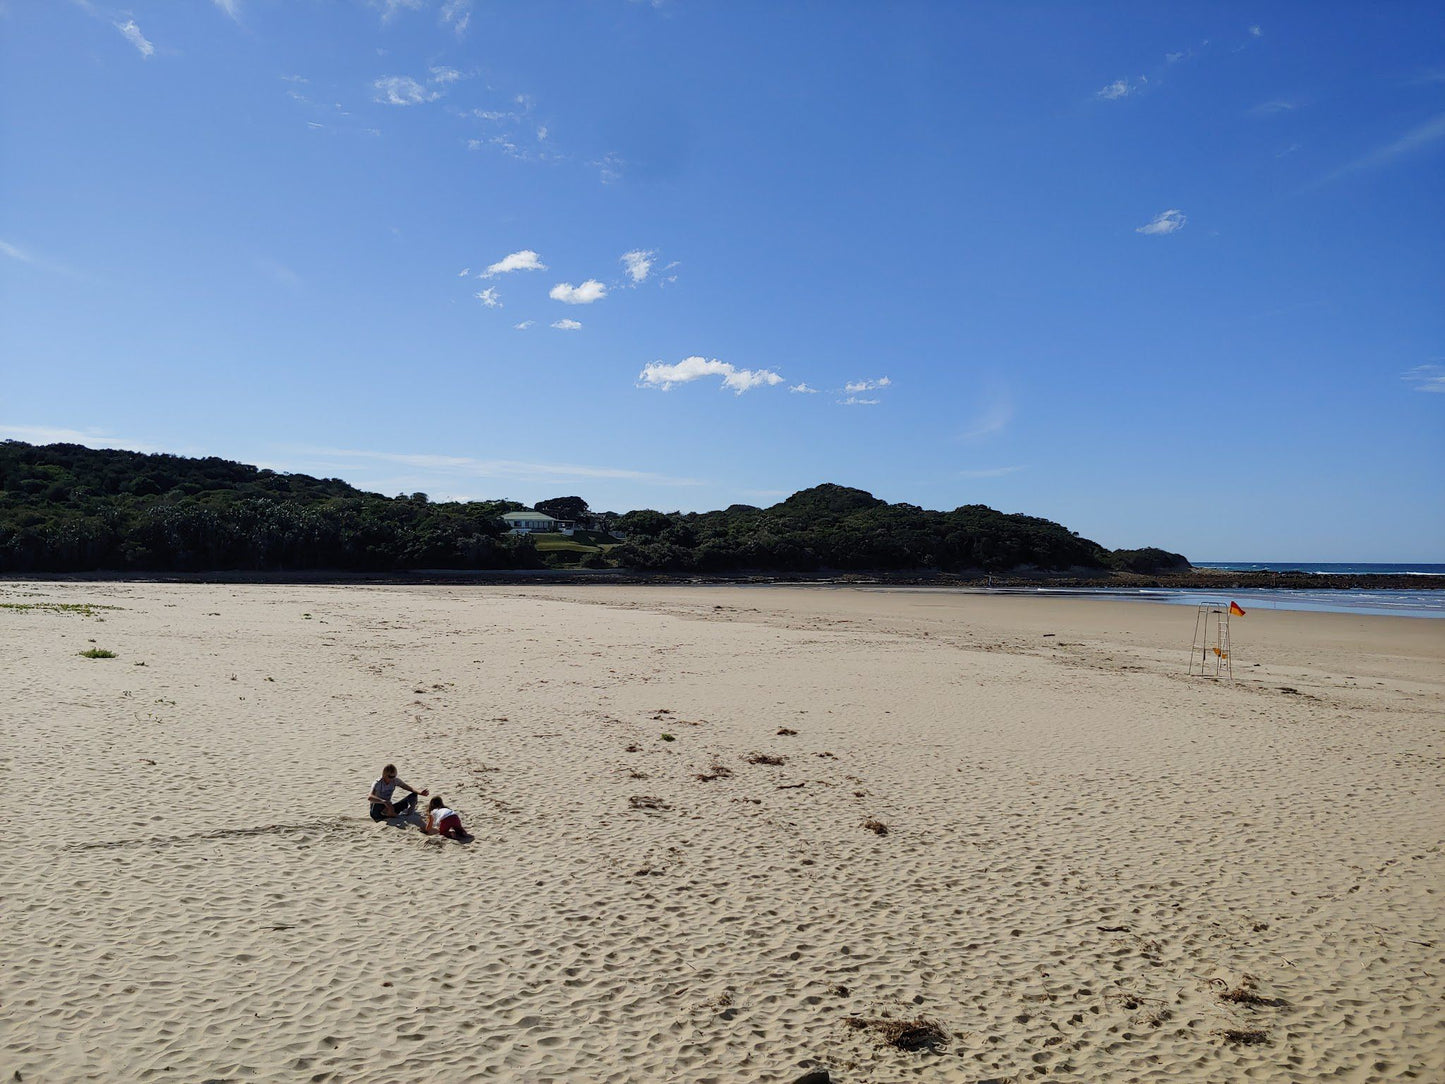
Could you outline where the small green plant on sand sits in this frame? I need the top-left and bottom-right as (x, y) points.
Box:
(79, 648), (118, 659)
(661, 733), (675, 742)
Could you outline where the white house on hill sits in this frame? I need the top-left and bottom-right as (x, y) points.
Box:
(502, 510), (564, 534)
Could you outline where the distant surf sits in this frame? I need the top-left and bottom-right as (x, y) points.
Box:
(1022, 585), (1445, 619)
(1193, 562), (1445, 577)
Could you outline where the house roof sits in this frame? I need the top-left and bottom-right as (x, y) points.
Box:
(501, 510), (558, 522)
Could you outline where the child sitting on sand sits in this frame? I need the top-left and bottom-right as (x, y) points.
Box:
(422, 796), (473, 841)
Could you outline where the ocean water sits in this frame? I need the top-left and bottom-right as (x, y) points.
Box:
(1194, 562), (1445, 576)
(1024, 586), (1445, 619)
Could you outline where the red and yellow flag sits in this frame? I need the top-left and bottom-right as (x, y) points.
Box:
(1229, 601), (1246, 617)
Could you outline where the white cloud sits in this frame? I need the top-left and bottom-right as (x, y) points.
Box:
(790, 383), (819, 394)
(0, 239), (32, 263)
(212, 0), (241, 19)
(1097, 78), (1134, 101)
(1402, 364), (1445, 393)
(839, 396), (879, 406)
(514, 320), (534, 330)
(457, 267), (470, 277)
(373, 76), (439, 106)
(1251, 99), (1299, 115)
(1249, 25), (1263, 37)
(844, 377), (892, 393)
(550, 280), (608, 304)
(552, 318), (583, 330)
(474, 287), (501, 309)
(959, 466), (1025, 479)
(115, 19), (155, 58)
(440, 0), (471, 37)
(537, 126), (548, 142)
(429, 66), (462, 84)
(1136, 209), (1187, 235)
(638, 356), (785, 395)
(481, 250), (546, 278)
(620, 249), (655, 284)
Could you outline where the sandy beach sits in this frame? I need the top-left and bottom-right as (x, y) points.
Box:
(2, 581), (1441, 1083)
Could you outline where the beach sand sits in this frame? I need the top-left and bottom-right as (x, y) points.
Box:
(2, 581), (1441, 1082)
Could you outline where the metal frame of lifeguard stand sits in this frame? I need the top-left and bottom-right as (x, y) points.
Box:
(1187, 603), (1233, 680)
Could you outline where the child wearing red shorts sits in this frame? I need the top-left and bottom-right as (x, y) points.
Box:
(422, 795), (472, 841)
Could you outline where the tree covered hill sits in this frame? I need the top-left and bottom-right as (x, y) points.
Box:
(0, 442), (1188, 574)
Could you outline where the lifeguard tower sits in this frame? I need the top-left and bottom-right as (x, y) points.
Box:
(1187, 602), (1236, 680)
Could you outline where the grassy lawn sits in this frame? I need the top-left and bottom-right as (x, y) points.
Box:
(529, 532), (622, 565)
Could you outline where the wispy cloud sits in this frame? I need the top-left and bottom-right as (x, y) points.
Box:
(0, 239), (33, 263)
(289, 444), (701, 487)
(1249, 25), (1263, 37)
(959, 466), (1025, 479)
(1136, 209), (1187, 235)
(513, 320), (534, 330)
(371, 0), (425, 22)
(1097, 78), (1138, 101)
(474, 287), (501, 309)
(0, 237), (81, 279)
(480, 250), (545, 278)
(1323, 113), (1445, 183)
(845, 377), (892, 393)
(373, 76), (440, 106)
(638, 356), (785, 395)
(1402, 363), (1445, 393)
(212, 0), (241, 21)
(790, 383), (819, 394)
(457, 267), (470, 277)
(551, 318), (582, 330)
(957, 392), (1013, 441)
(0, 423), (161, 452)
(592, 152), (624, 184)
(1251, 99), (1300, 115)
(115, 19), (155, 58)
(257, 258), (302, 291)
(440, 0), (471, 37)
(839, 396), (879, 406)
(620, 249), (654, 284)
(429, 66), (463, 85)
(550, 280), (608, 304)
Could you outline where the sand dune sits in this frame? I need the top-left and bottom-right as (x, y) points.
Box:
(2, 582), (1441, 1082)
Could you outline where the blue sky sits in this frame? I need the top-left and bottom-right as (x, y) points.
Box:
(2, 1), (1442, 560)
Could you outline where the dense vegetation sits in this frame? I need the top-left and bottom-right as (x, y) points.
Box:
(0, 442), (1188, 574)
